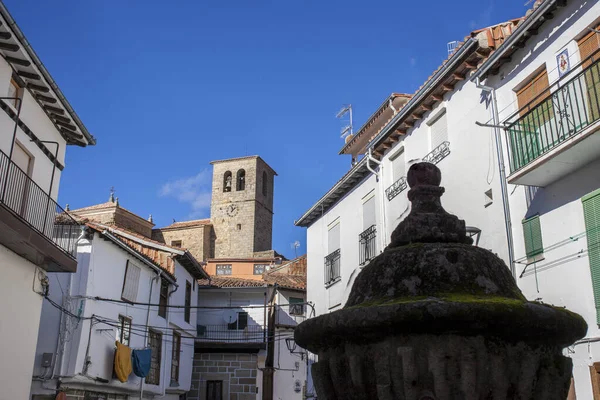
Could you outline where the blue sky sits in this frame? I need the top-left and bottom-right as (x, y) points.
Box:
(5, 0), (528, 259)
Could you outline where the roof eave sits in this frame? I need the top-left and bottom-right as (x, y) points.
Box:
(471, 0), (563, 81)
(369, 38), (479, 152)
(0, 2), (95, 146)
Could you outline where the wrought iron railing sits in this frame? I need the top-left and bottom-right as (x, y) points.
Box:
(195, 324), (266, 343)
(324, 249), (341, 285)
(0, 148), (79, 256)
(422, 141), (451, 164)
(385, 176), (407, 201)
(506, 56), (600, 172)
(359, 225), (377, 265)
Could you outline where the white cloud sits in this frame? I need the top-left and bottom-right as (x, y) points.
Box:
(410, 57), (417, 67)
(159, 170), (212, 218)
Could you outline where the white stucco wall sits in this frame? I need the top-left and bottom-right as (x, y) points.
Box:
(197, 288), (267, 334)
(488, 1), (600, 398)
(0, 244), (45, 399)
(273, 289), (307, 400)
(0, 55), (66, 202)
(31, 233), (198, 398)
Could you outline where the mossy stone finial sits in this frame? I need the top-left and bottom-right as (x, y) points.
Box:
(390, 162), (472, 247)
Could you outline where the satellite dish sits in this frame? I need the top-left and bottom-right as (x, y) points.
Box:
(222, 310), (237, 324)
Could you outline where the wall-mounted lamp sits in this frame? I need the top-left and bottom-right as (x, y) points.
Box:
(285, 338), (304, 360)
(466, 226), (482, 246)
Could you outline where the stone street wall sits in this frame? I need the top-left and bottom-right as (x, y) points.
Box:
(189, 352), (258, 400)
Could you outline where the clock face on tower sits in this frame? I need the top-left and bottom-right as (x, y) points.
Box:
(226, 204), (238, 217)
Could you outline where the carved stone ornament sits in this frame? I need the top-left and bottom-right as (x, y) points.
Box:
(295, 162), (586, 400)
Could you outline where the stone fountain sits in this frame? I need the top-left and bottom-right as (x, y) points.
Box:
(295, 162), (587, 400)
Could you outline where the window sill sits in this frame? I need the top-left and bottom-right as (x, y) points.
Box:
(325, 277), (341, 288)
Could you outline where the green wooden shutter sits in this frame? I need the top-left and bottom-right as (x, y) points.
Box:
(583, 190), (600, 324)
(523, 216), (543, 259)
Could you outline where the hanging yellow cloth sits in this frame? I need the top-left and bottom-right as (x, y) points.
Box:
(114, 341), (132, 382)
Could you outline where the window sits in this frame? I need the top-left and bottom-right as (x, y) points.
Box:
(262, 171), (268, 196)
(216, 264), (232, 275)
(206, 380), (223, 400)
(146, 330), (162, 385)
(522, 215), (544, 263)
(116, 315), (131, 346)
(7, 77), (21, 108)
(228, 312), (248, 330)
(578, 26), (600, 122)
(516, 68), (553, 125)
(11, 142), (33, 216)
(158, 278), (169, 318)
(390, 148), (406, 181)
(237, 224), (242, 230)
(289, 297), (304, 316)
(236, 169), (246, 191)
(326, 221), (341, 284)
(223, 171), (232, 192)
(121, 260), (141, 303)
(171, 240), (182, 248)
(428, 111), (448, 150)
(171, 331), (181, 384)
(583, 189), (600, 324)
(253, 264), (267, 275)
(184, 281), (192, 323)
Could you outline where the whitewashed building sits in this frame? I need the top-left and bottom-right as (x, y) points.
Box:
(30, 212), (208, 399)
(192, 256), (307, 400)
(295, 19), (523, 317)
(472, 0), (600, 397)
(0, 2), (96, 398)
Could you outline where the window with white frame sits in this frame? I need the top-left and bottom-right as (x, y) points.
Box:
(428, 110), (448, 150)
(121, 260), (141, 303)
(216, 264), (232, 275)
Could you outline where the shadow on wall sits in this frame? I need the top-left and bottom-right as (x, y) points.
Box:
(522, 157), (600, 219)
(498, 0), (593, 105)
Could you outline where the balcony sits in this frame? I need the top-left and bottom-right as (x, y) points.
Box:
(505, 56), (600, 186)
(385, 177), (407, 201)
(359, 225), (377, 266)
(275, 304), (306, 328)
(324, 249), (341, 285)
(0, 148), (79, 272)
(195, 324), (266, 349)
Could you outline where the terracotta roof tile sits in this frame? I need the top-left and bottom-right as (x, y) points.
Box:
(263, 273), (306, 290)
(157, 219), (212, 230)
(197, 276), (268, 288)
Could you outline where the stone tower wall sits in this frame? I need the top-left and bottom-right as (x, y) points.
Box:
(151, 225), (211, 261)
(210, 157), (275, 258)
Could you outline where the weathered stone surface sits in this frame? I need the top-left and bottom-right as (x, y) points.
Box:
(295, 162), (587, 400)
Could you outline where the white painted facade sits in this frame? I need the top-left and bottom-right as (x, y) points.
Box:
(303, 75), (510, 319)
(30, 230), (198, 399)
(482, 1), (600, 397)
(0, 8), (94, 398)
(272, 289), (308, 400)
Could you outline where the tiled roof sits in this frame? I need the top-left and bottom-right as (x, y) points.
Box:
(85, 222), (177, 280)
(197, 276), (268, 288)
(267, 255), (307, 276)
(263, 273), (306, 291)
(157, 219), (211, 230)
(70, 201), (116, 213)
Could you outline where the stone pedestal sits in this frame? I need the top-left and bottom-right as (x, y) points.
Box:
(295, 162), (586, 400)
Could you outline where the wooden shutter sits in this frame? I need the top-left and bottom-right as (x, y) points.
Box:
(391, 149), (406, 181)
(522, 216), (543, 259)
(578, 28), (600, 123)
(121, 260), (141, 302)
(517, 68), (551, 112)
(429, 112), (448, 149)
(579, 26), (600, 68)
(583, 189), (600, 324)
(362, 196), (376, 230)
(328, 222), (340, 254)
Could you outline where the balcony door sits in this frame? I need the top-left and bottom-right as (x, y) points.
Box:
(206, 380), (223, 400)
(578, 27), (600, 124)
(10, 142), (32, 217)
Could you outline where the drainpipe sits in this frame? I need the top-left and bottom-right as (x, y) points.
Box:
(366, 149), (388, 249)
(475, 77), (516, 279)
(388, 98), (398, 114)
(140, 271), (163, 399)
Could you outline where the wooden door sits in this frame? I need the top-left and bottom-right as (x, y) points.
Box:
(206, 380), (223, 400)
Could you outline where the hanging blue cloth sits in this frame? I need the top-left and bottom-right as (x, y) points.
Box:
(131, 348), (152, 378)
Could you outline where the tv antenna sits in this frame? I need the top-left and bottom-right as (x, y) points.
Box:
(447, 41), (459, 57)
(291, 241), (300, 258)
(336, 104), (353, 139)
